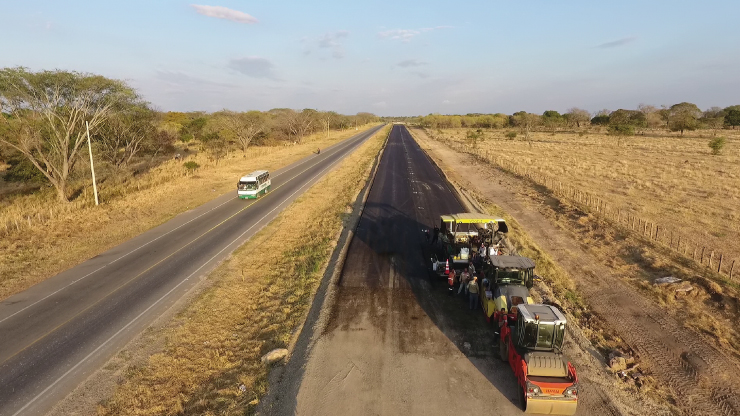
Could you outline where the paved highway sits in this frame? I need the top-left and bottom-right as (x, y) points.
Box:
(0, 125), (384, 416)
(261, 125), (607, 415)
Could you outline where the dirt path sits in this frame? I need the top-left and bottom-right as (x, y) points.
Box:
(413, 128), (740, 416)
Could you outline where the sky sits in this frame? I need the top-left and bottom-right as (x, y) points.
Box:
(2, 0), (739, 116)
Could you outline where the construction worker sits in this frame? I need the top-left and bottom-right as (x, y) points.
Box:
(458, 268), (470, 295)
(431, 225), (440, 245)
(448, 270), (456, 296)
(468, 276), (479, 309)
(494, 307), (507, 340)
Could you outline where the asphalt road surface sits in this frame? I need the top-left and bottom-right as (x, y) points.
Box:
(0, 125), (384, 416)
(262, 125), (607, 415)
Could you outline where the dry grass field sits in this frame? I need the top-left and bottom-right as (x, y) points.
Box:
(432, 128), (740, 272)
(426, 127), (740, 356)
(95, 125), (389, 416)
(0, 125), (378, 301)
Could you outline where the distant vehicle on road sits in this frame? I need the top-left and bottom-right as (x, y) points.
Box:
(237, 170), (271, 199)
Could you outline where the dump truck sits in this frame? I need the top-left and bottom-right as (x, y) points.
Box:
(499, 304), (578, 415)
(479, 255), (535, 326)
(430, 213), (508, 276)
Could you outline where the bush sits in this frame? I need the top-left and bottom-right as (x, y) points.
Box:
(708, 137), (726, 155)
(505, 131), (517, 139)
(183, 161), (200, 173)
(607, 124), (635, 136)
(4, 156), (47, 183)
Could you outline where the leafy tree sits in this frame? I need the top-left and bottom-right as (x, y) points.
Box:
(667, 102), (701, 135)
(590, 114), (610, 125)
(94, 103), (156, 169)
(0, 67), (137, 201)
(180, 116), (207, 142)
(724, 107), (740, 129)
(511, 111), (540, 140)
(542, 110), (564, 132)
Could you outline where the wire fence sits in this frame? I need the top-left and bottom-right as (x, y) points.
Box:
(432, 135), (737, 281)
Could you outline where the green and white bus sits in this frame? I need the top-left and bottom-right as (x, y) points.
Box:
(237, 170), (271, 199)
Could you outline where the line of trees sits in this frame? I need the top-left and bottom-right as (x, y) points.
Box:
(411, 103), (740, 136)
(0, 67), (377, 202)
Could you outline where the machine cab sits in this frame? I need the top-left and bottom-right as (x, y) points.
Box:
(513, 304), (567, 352)
(485, 255), (536, 289)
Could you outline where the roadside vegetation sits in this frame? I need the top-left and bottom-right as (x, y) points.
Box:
(0, 67), (378, 300)
(97, 125), (389, 416)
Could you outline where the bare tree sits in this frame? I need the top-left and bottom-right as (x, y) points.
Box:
(294, 109), (317, 143)
(565, 108), (591, 128)
(0, 67), (137, 201)
(213, 110), (267, 153)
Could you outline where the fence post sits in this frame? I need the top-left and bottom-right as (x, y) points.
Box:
(677, 236), (681, 252)
(731, 260), (736, 280)
(718, 254), (723, 274)
(701, 247), (706, 263)
(709, 251), (714, 268)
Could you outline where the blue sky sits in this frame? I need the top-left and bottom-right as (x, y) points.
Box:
(2, 0), (739, 116)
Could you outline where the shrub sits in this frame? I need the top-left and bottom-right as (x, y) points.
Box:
(505, 131), (517, 139)
(607, 124), (635, 136)
(4, 156), (47, 183)
(183, 161), (200, 173)
(708, 137), (726, 155)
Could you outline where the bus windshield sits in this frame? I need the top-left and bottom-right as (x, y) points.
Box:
(240, 181), (258, 191)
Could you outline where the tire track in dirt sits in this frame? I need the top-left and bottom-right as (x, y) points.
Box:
(414, 129), (740, 416)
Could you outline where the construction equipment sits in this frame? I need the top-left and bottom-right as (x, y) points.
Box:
(480, 255), (535, 325)
(499, 304), (578, 415)
(430, 213), (508, 276)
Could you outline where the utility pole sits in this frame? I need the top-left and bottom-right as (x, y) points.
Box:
(86, 121), (100, 206)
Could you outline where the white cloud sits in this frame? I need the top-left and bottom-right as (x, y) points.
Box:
(191, 5), (258, 24)
(378, 29), (420, 42)
(379, 26), (452, 42)
(397, 59), (428, 68)
(311, 30), (350, 59)
(228, 57), (279, 80)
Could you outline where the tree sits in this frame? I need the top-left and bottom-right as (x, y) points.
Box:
(667, 102), (701, 135)
(724, 106), (740, 129)
(542, 110), (564, 132)
(564, 108), (590, 128)
(94, 103), (156, 169)
(212, 110), (267, 153)
(511, 111), (540, 140)
(295, 109), (318, 143)
(0, 67), (137, 202)
(637, 104), (663, 129)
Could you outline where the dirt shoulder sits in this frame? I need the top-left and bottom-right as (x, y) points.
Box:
(412, 127), (740, 416)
